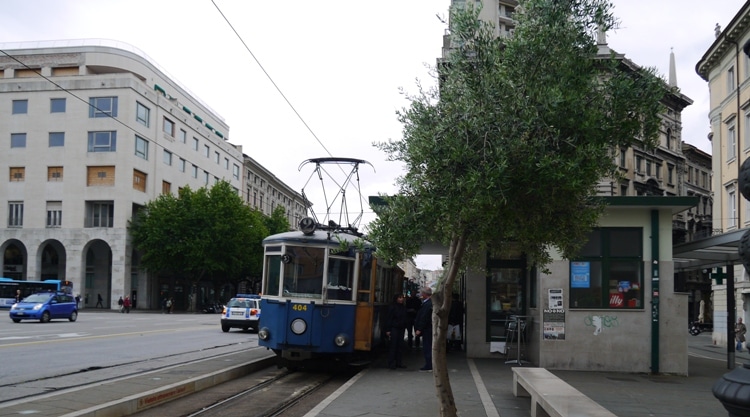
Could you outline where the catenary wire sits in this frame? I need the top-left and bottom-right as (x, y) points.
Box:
(210, 1), (373, 224)
(210, 0), (334, 159)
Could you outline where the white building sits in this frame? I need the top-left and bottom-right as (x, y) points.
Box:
(243, 154), (306, 228)
(0, 40), (245, 310)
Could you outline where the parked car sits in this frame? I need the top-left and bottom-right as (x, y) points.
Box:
(9, 292), (78, 323)
(221, 294), (260, 332)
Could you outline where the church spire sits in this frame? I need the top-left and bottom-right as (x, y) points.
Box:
(668, 47), (678, 87)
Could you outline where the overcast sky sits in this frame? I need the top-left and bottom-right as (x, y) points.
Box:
(0, 0), (743, 270)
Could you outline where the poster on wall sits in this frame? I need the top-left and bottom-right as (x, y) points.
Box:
(548, 288), (563, 309)
(570, 261), (590, 288)
(543, 309), (565, 340)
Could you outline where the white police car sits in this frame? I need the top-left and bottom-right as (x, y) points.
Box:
(221, 294), (261, 332)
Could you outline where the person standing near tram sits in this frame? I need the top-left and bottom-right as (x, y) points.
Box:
(414, 287), (433, 372)
(384, 293), (408, 369)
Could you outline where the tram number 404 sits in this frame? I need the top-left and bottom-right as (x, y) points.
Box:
(292, 304), (308, 312)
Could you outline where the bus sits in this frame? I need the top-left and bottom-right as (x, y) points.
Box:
(0, 278), (74, 308)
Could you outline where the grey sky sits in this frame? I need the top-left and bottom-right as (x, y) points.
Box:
(0, 0), (742, 269)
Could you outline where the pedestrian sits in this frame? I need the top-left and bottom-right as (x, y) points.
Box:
(383, 293), (408, 370)
(96, 293), (103, 308)
(414, 287), (433, 372)
(737, 317), (747, 352)
(75, 294), (81, 309)
(406, 292), (421, 349)
(14, 289), (22, 303)
(118, 296), (124, 313)
(167, 297), (174, 314)
(123, 295), (131, 314)
(447, 293), (464, 352)
(161, 297), (167, 314)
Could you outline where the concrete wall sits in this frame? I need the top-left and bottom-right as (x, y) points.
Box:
(464, 205), (689, 374)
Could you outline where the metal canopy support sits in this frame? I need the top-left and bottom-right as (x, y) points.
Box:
(651, 210), (660, 374)
(673, 229), (746, 272)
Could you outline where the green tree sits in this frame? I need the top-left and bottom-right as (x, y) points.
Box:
(129, 180), (268, 307)
(263, 205), (291, 236)
(368, 1), (666, 415)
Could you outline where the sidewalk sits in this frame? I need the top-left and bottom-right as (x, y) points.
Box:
(307, 347), (729, 417)
(0, 344), (731, 417)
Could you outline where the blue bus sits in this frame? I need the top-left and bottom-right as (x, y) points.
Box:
(0, 278), (73, 308)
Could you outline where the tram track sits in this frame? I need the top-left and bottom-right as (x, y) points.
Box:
(0, 342), (259, 405)
(132, 366), (358, 417)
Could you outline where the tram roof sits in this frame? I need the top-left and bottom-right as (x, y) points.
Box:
(263, 229), (374, 248)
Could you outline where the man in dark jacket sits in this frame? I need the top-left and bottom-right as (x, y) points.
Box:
(406, 292), (422, 348)
(384, 293), (408, 369)
(414, 287), (433, 371)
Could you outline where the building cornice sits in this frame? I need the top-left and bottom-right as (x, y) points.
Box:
(696, 4), (750, 81)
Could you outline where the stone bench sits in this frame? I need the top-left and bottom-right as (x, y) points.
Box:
(512, 367), (617, 417)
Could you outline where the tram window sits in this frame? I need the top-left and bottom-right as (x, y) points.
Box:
(264, 255), (281, 296)
(327, 257), (354, 301)
(282, 246), (324, 298)
(374, 266), (386, 303)
(359, 263), (371, 291)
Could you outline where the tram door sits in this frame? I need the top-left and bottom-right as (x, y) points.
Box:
(353, 258), (376, 350)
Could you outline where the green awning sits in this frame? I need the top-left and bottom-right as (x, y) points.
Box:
(194, 114), (203, 123)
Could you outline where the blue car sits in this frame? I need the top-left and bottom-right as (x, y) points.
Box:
(9, 292), (78, 323)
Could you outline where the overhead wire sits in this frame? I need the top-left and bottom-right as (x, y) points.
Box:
(210, 0), (373, 227)
(210, 0), (333, 158)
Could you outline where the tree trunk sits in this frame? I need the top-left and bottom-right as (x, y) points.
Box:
(431, 232), (468, 417)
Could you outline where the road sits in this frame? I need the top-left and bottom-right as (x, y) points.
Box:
(0, 309), (257, 403)
(688, 329), (750, 369)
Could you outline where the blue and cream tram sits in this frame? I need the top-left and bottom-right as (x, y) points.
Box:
(257, 219), (403, 369)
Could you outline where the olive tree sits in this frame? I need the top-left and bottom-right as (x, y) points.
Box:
(368, 1), (666, 415)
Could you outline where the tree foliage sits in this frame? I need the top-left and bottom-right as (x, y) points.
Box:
(128, 180), (269, 287)
(263, 205), (292, 236)
(368, 1), (667, 415)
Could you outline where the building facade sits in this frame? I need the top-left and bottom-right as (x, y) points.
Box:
(243, 154), (306, 228)
(696, 2), (750, 347)
(0, 40), (300, 311)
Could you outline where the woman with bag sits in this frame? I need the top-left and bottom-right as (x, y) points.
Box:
(736, 317), (746, 352)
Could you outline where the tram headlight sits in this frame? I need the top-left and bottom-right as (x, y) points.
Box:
(258, 327), (270, 341)
(290, 318), (307, 335)
(334, 333), (349, 347)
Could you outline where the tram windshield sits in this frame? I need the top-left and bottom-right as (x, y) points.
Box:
(263, 244), (357, 301)
(327, 257), (354, 301)
(282, 246), (325, 299)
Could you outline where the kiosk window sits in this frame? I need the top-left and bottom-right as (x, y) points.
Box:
(570, 228), (643, 309)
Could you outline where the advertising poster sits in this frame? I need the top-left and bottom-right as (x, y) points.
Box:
(543, 309), (565, 340)
(544, 289), (565, 339)
(548, 288), (563, 309)
(570, 261), (590, 288)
